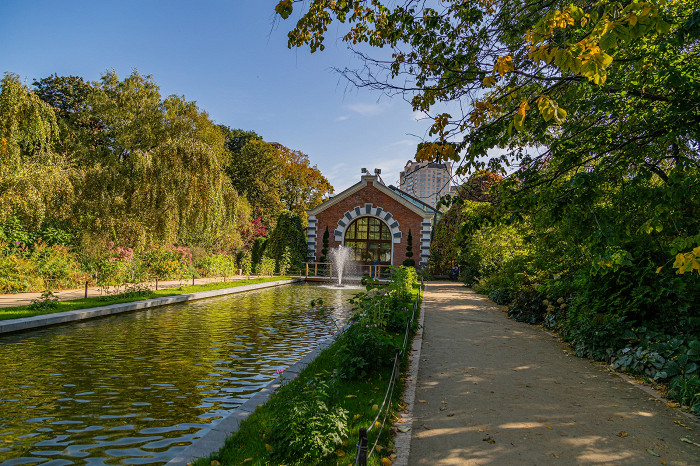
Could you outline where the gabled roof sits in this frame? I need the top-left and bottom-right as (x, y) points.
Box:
(307, 175), (437, 219)
(387, 185), (441, 215)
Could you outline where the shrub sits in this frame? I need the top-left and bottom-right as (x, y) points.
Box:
(30, 241), (84, 289)
(336, 322), (400, 380)
(507, 288), (547, 325)
(488, 288), (512, 305)
(0, 253), (41, 292)
(258, 256), (276, 276)
(196, 253), (236, 277)
(28, 290), (59, 311)
(267, 379), (348, 464)
(668, 375), (700, 414)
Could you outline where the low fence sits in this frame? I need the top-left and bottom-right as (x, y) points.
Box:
(302, 262), (391, 280)
(354, 279), (423, 465)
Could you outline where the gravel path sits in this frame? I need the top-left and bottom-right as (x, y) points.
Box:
(407, 282), (699, 465)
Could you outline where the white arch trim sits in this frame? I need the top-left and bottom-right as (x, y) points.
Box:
(332, 203), (402, 244)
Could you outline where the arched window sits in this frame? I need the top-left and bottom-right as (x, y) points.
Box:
(344, 217), (392, 264)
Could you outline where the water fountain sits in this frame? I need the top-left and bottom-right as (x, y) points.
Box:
(329, 245), (355, 287)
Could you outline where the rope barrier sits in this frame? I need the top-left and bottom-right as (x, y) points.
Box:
(353, 282), (422, 465)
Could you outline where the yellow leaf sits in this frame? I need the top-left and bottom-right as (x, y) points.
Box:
(494, 55), (514, 77)
(353, 414), (361, 420)
(545, 425), (552, 429)
(381, 458), (393, 465)
(242, 459), (253, 464)
(336, 449), (346, 457)
(346, 394), (356, 398)
(617, 431), (628, 437)
(372, 404), (379, 411)
(265, 443), (273, 451)
(656, 266), (664, 274)
(375, 421), (382, 428)
(482, 76), (496, 87)
(518, 100), (530, 118)
(210, 461), (220, 466)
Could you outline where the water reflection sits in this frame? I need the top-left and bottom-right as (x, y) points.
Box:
(0, 283), (356, 465)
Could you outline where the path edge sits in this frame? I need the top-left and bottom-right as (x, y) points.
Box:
(394, 284), (427, 465)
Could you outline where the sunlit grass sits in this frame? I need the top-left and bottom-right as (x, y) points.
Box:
(0, 276), (294, 321)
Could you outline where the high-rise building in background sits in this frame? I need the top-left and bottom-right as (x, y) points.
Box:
(399, 160), (452, 208)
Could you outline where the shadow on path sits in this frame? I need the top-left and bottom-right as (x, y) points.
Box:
(408, 282), (699, 465)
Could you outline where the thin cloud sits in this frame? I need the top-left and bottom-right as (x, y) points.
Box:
(347, 102), (388, 116)
(335, 115), (350, 121)
(412, 110), (429, 121)
(387, 139), (416, 148)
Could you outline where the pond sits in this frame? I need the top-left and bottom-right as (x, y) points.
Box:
(0, 283), (359, 465)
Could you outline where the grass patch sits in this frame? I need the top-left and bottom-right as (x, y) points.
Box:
(0, 276), (294, 321)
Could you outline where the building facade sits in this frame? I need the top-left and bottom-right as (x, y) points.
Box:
(306, 173), (438, 268)
(399, 160), (453, 208)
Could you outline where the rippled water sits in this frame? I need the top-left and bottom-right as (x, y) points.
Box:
(0, 283), (357, 465)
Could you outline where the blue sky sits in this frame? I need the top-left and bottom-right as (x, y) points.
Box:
(0, 0), (439, 192)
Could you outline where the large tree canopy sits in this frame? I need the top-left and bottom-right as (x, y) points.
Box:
(276, 0), (699, 271)
(277, 0), (698, 177)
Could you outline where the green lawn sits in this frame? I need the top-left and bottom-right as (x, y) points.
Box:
(0, 276), (294, 321)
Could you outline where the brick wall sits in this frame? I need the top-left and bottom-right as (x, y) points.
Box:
(310, 180), (425, 266)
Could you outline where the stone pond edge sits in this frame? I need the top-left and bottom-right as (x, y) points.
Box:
(165, 333), (339, 466)
(0, 278), (304, 335)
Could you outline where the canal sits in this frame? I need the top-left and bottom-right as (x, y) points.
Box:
(0, 283), (358, 465)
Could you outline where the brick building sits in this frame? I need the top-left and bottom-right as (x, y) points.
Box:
(306, 172), (439, 268)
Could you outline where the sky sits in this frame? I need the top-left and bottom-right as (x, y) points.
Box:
(0, 0), (442, 192)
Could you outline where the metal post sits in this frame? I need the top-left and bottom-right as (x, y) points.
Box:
(395, 347), (402, 381)
(356, 427), (368, 466)
(85, 281), (88, 299)
(192, 274), (195, 286)
(155, 278), (158, 290)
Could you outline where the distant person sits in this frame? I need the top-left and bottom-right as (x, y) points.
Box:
(450, 264), (460, 281)
(371, 258), (379, 278)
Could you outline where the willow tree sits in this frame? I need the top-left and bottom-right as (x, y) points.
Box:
(34, 70), (244, 250)
(0, 73), (74, 233)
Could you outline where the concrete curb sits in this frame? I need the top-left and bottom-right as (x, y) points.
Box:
(394, 290), (426, 466)
(165, 335), (339, 465)
(0, 279), (303, 335)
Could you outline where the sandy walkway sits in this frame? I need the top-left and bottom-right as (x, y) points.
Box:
(407, 282), (699, 465)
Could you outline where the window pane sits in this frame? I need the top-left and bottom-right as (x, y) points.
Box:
(381, 225), (391, 240)
(380, 243), (391, 262)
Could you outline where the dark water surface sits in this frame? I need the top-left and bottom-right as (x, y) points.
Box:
(0, 283), (357, 465)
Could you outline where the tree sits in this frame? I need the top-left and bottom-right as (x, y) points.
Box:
(221, 128), (284, 227)
(402, 228), (415, 267)
(276, 1), (698, 181)
(320, 226), (330, 262)
(276, 0), (699, 274)
(33, 74), (105, 164)
(0, 73), (73, 231)
(275, 143), (334, 220)
(266, 211), (308, 272)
